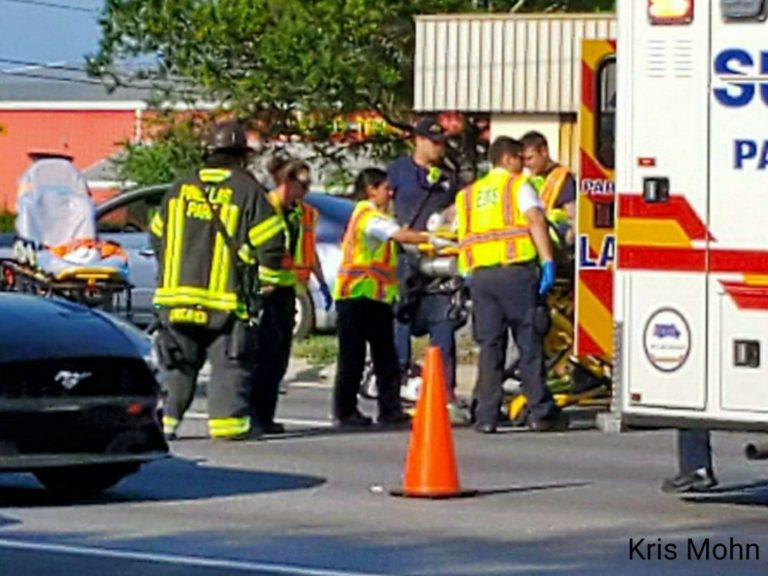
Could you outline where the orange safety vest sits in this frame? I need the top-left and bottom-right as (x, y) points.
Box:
(535, 165), (571, 214)
(456, 168), (538, 274)
(334, 201), (398, 304)
(293, 202), (318, 285)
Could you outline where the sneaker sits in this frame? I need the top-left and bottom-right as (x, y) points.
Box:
(333, 412), (373, 428)
(661, 468), (718, 494)
(447, 401), (471, 425)
(529, 412), (570, 432)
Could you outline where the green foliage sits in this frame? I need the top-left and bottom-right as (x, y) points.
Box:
(91, 0), (614, 185)
(0, 212), (15, 234)
(114, 116), (206, 187)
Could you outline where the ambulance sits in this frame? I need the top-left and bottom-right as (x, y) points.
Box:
(580, 0), (768, 432)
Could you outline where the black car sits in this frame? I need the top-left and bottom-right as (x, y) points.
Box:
(0, 293), (168, 495)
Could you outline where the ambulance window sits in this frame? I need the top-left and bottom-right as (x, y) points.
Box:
(721, 0), (767, 20)
(596, 58), (616, 170)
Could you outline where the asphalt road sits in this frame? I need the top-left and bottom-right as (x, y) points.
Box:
(1, 380), (768, 575)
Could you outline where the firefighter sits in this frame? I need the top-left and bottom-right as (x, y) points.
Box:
(520, 131), (577, 245)
(249, 157), (311, 434)
(333, 168), (430, 427)
(456, 137), (568, 434)
(150, 120), (271, 441)
(387, 117), (462, 416)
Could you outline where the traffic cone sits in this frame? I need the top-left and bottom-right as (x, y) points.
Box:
(390, 346), (476, 499)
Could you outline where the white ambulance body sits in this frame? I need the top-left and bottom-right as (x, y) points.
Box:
(615, 0), (768, 431)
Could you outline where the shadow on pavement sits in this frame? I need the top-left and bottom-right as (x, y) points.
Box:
(682, 479), (768, 507)
(0, 457), (325, 507)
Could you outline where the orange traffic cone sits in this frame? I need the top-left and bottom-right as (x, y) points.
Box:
(390, 346), (476, 499)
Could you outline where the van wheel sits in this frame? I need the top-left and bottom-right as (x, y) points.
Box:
(294, 291), (315, 340)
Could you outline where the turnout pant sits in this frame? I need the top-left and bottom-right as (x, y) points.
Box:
(158, 320), (254, 426)
(251, 286), (295, 427)
(469, 262), (557, 426)
(334, 298), (402, 420)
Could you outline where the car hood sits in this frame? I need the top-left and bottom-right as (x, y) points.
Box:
(0, 294), (144, 362)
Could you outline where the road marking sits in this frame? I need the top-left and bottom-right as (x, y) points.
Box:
(0, 538), (388, 576)
(186, 412), (333, 428)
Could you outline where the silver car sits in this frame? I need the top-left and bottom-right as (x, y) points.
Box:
(95, 185), (352, 338)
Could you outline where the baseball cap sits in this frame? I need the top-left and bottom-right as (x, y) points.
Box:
(413, 117), (447, 143)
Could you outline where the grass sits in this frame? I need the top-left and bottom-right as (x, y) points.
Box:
(291, 329), (479, 367)
(291, 335), (339, 366)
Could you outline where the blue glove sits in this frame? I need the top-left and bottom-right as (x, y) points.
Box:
(319, 281), (333, 311)
(538, 260), (556, 296)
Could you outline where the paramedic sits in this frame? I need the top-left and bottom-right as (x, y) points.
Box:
(662, 430), (718, 493)
(249, 157), (312, 434)
(387, 117), (459, 405)
(456, 137), (568, 434)
(521, 131), (577, 245)
(333, 168), (429, 427)
(151, 120), (270, 441)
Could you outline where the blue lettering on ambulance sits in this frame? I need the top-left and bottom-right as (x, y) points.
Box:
(713, 49), (768, 107)
(579, 235), (616, 270)
(734, 139), (768, 169)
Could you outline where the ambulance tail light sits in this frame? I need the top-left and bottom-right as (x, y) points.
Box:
(648, 0), (694, 24)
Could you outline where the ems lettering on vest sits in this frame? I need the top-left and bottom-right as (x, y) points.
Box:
(475, 188), (499, 209)
(579, 234), (615, 269)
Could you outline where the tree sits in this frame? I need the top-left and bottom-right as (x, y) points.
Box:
(90, 0), (614, 186)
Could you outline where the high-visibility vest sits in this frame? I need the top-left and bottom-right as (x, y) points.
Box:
(456, 168), (538, 274)
(334, 201), (398, 304)
(531, 165), (571, 226)
(293, 202), (318, 286)
(259, 191), (298, 288)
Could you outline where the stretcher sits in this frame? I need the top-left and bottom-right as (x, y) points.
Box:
(0, 158), (131, 312)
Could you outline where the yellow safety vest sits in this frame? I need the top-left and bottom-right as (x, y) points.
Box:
(259, 191), (298, 288)
(456, 168), (537, 274)
(334, 201), (399, 304)
(531, 165), (571, 226)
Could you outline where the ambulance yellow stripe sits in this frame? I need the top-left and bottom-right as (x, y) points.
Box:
(617, 219), (691, 248)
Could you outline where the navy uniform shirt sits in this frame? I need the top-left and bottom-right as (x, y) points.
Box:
(387, 157), (458, 231)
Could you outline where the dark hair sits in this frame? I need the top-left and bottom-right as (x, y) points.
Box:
(267, 155), (310, 185)
(353, 168), (387, 200)
(489, 136), (523, 166)
(521, 130), (548, 151)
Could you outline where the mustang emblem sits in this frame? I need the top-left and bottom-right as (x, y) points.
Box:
(55, 370), (92, 390)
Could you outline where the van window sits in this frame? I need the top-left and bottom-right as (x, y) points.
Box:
(596, 57), (616, 170)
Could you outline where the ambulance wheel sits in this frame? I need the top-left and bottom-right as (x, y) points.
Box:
(294, 291), (314, 340)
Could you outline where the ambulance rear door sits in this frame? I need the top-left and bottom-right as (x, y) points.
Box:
(616, 0), (711, 414)
(708, 0), (768, 421)
(576, 39), (616, 365)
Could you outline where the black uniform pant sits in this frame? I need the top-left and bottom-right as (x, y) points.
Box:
(334, 298), (403, 420)
(677, 429), (713, 474)
(158, 320), (254, 422)
(251, 286), (295, 427)
(469, 262), (558, 426)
